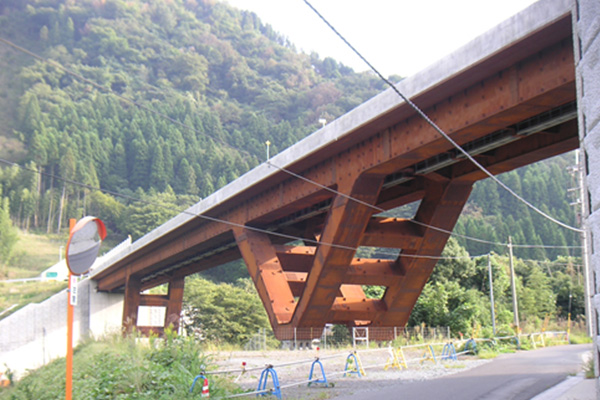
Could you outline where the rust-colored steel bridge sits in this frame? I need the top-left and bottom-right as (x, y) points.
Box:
(93, 3), (579, 339)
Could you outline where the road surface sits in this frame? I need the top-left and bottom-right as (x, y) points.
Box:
(334, 344), (592, 400)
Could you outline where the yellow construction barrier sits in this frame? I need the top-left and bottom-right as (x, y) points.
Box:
(384, 347), (408, 370)
(420, 345), (437, 365)
(343, 351), (366, 377)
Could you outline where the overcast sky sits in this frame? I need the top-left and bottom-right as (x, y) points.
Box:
(223, 0), (539, 78)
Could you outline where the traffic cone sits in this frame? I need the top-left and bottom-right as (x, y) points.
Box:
(201, 377), (209, 398)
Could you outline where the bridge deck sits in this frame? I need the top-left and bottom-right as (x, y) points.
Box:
(92, 0), (578, 338)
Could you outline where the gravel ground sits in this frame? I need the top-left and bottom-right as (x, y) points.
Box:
(208, 347), (491, 399)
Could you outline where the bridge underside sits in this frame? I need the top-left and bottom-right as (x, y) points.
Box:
(93, 14), (578, 340)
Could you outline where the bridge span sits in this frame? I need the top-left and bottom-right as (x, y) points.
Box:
(92, 0), (579, 340)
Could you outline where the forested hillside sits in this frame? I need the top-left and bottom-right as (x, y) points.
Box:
(0, 0), (580, 256)
(0, 0), (393, 238)
(456, 154), (579, 260)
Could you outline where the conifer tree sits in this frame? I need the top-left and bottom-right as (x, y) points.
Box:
(0, 197), (18, 276)
(149, 143), (168, 191)
(174, 158), (198, 195)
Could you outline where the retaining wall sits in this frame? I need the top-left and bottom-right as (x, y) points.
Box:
(0, 279), (123, 377)
(574, 0), (600, 387)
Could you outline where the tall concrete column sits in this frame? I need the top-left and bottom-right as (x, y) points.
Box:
(573, 0), (600, 384)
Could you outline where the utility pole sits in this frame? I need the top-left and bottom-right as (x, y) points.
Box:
(508, 236), (520, 331)
(488, 254), (496, 336)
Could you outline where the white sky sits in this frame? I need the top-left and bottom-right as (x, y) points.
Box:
(224, 0), (539, 78)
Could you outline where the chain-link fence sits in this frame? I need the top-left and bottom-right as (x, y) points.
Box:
(245, 325), (452, 350)
(244, 328), (268, 351)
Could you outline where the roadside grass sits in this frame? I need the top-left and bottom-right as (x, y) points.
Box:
(443, 362), (467, 369)
(4, 231), (64, 279)
(583, 352), (595, 379)
(476, 349), (499, 359)
(0, 280), (67, 319)
(568, 333), (593, 345)
(0, 331), (240, 399)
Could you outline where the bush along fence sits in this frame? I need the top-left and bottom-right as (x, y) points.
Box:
(190, 329), (569, 399)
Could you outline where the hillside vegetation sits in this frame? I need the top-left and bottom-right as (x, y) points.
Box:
(0, 0), (393, 241)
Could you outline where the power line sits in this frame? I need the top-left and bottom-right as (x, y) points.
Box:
(267, 161), (582, 251)
(5, 157), (567, 264)
(0, 159), (502, 263)
(0, 34), (512, 251)
(0, 33), (580, 251)
(373, 247), (490, 261)
(302, 0), (583, 234)
(0, 35), (518, 252)
(0, 157), (492, 263)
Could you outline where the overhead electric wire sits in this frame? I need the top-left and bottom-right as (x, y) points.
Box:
(0, 34), (580, 251)
(0, 34), (517, 251)
(266, 160), (582, 251)
(1, 156), (575, 266)
(0, 157), (492, 263)
(302, 0), (583, 234)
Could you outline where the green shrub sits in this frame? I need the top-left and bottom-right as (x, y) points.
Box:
(583, 352), (595, 379)
(0, 332), (240, 399)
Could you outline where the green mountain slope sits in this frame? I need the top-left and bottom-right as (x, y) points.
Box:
(0, 0), (393, 238)
(456, 154), (579, 260)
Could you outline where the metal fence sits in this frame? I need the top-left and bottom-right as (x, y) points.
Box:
(246, 325), (452, 350)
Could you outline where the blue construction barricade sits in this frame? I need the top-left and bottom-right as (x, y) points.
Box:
(256, 365), (281, 399)
(441, 343), (457, 361)
(308, 358), (328, 387)
(189, 374), (210, 397)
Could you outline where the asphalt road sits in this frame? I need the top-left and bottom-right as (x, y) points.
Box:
(335, 344), (592, 400)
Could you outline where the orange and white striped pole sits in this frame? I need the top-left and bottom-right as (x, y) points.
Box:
(66, 218), (76, 400)
(65, 216), (106, 400)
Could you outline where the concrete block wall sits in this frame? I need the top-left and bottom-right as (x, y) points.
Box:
(574, 0), (600, 385)
(0, 279), (123, 378)
(0, 237), (132, 377)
